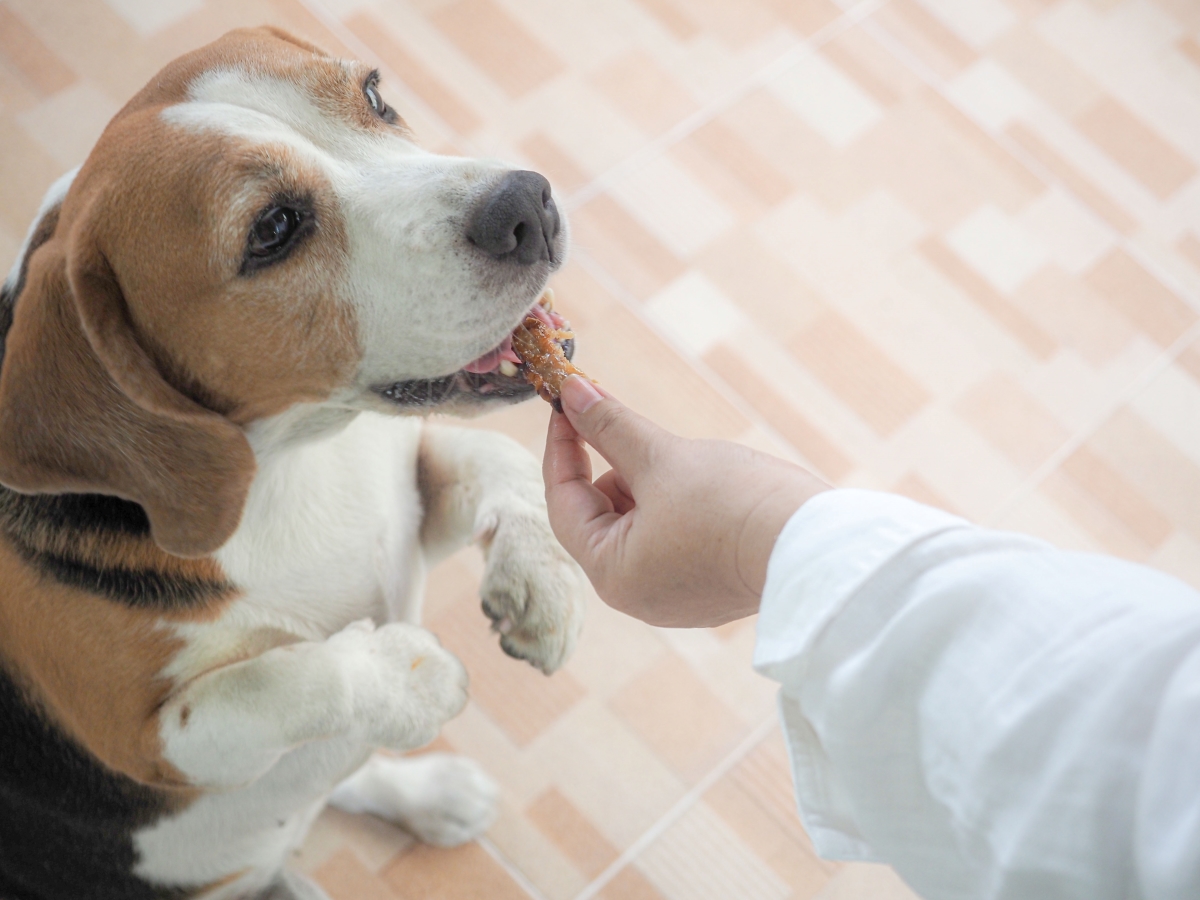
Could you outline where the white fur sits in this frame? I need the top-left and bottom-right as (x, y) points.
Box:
(329, 753), (499, 847)
(104, 60), (587, 897)
(162, 67), (567, 395)
(3, 165), (79, 293)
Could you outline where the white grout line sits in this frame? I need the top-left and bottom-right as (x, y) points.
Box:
(984, 317), (1200, 526)
(478, 835), (553, 900)
(571, 248), (848, 481)
(562, 0), (889, 212)
(572, 714), (778, 900)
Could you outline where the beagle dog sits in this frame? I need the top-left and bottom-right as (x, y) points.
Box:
(0, 27), (585, 900)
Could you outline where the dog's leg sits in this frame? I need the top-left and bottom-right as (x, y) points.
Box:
(157, 620), (467, 789)
(260, 870), (331, 900)
(328, 752), (498, 847)
(418, 425), (586, 673)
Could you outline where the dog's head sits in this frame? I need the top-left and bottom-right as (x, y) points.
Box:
(0, 27), (566, 558)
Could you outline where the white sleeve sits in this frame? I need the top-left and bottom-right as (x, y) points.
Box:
(753, 489), (1200, 900)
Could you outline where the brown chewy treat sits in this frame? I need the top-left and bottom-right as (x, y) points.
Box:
(511, 316), (590, 408)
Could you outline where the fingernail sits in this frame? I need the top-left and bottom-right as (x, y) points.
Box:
(561, 375), (603, 416)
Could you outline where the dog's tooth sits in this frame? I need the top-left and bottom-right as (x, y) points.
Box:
(499, 359), (518, 377)
(539, 288), (554, 311)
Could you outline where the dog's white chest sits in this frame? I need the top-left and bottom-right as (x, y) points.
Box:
(214, 413), (427, 638)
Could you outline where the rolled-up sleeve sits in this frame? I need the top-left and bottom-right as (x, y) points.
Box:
(754, 489), (1200, 900)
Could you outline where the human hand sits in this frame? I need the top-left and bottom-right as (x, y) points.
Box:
(543, 376), (829, 628)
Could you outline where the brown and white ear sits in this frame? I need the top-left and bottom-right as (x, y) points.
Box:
(0, 214), (255, 558)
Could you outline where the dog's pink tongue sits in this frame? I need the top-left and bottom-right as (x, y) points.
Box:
(463, 334), (522, 374)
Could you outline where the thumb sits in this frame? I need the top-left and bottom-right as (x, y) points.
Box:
(558, 376), (666, 482)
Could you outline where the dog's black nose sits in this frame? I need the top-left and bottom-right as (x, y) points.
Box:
(466, 170), (559, 265)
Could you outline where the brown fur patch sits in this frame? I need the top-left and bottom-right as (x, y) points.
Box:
(0, 27), (369, 556)
(0, 537), (201, 791)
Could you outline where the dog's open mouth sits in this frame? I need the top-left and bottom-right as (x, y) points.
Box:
(376, 291), (574, 408)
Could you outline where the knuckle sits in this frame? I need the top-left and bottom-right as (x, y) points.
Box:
(587, 402), (626, 441)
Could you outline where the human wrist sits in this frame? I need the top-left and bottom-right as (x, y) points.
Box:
(735, 468), (829, 600)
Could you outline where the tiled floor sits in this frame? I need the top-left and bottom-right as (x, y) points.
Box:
(3, 0), (1200, 897)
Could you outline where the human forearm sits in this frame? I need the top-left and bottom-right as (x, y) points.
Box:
(757, 490), (1200, 899)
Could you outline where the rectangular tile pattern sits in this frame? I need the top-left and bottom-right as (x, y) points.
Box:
(4, 0), (1200, 898)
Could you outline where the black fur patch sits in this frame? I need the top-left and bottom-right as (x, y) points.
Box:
(0, 489), (234, 611)
(0, 664), (187, 900)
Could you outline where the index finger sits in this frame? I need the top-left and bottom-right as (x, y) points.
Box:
(543, 410), (622, 568)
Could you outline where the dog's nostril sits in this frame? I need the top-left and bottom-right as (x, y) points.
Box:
(467, 170), (556, 265)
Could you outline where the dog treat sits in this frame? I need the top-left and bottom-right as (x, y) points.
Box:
(511, 316), (590, 408)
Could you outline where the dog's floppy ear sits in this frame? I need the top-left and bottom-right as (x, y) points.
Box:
(0, 208), (256, 558)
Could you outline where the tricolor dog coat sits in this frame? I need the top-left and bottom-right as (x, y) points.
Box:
(0, 26), (585, 900)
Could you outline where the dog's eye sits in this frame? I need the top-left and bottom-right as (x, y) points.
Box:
(365, 82), (386, 118)
(248, 207), (303, 258)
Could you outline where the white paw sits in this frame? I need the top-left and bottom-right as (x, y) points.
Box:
(330, 620), (468, 752)
(478, 513), (586, 674)
(330, 753), (498, 847)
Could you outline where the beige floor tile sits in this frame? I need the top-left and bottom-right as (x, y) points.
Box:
(1075, 96), (1197, 200)
(704, 342), (854, 481)
(609, 653), (750, 784)
(314, 847), (401, 900)
(1042, 447), (1173, 558)
(0, 120), (67, 236)
(663, 0), (784, 50)
(1017, 186), (1116, 274)
(919, 236), (1057, 359)
(487, 798), (589, 900)
(767, 50), (885, 149)
(789, 311), (932, 438)
(892, 471), (962, 515)
(519, 131), (591, 195)
(634, 801), (792, 900)
(1084, 248), (1198, 347)
(694, 226), (826, 335)
(0, 5), (77, 99)
(990, 23), (1105, 119)
(872, 0), (978, 79)
(956, 372), (1070, 473)
(346, 10), (481, 135)
(596, 865), (668, 900)
(1086, 407), (1200, 543)
(16, 81), (122, 170)
(590, 49), (699, 137)
(1006, 121), (1138, 234)
(526, 787), (620, 879)
(430, 0), (564, 99)
(767, 0), (843, 39)
(570, 195), (686, 299)
(822, 24), (921, 107)
(297, 806), (416, 876)
(531, 699), (689, 848)
(383, 841), (533, 899)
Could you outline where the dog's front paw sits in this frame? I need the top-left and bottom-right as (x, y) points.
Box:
(330, 753), (498, 847)
(477, 512), (586, 674)
(331, 620), (468, 752)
